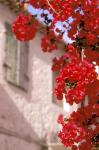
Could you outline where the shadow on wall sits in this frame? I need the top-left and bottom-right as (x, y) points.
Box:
(0, 85), (46, 150)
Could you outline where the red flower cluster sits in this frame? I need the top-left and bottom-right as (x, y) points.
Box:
(55, 59), (97, 104)
(47, 0), (74, 21)
(41, 31), (58, 52)
(58, 113), (98, 150)
(52, 45), (80, 72)
(57, 74), (99, 149)
(70, 104), (99, 127)
(52, 57), (66, 72)
(29, 0), (47, 9)
(12, 0), (99, 149)
(86, 79), (99, 105)
(12, 14), (38, 41)
(68, 0), (99, 52)
(58, 115), (87, 149)
(85, 49), (99, 65)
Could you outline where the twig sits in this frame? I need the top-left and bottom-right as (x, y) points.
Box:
(81, 49), (85, 112)
(81, 49), (85, 61)
(46, 0), (59, 15)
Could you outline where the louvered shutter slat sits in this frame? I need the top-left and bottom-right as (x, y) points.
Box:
(19, 42), (29, 91)
(4, 22), (18, 85)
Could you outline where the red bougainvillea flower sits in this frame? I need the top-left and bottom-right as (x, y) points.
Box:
(86, 32), (98, 45)
(41, 31), (58, 52)
(52, 45), (80, 72)
(52, 56), (66, 72)
(29, 0), (47, 9)
(67, 1), (99, 48)
(54, 59), (97, 104)
(58, 121), (86, 148)
(65, 83), (86, 105)
(12, 14), (38, 41)
(70, 104), (99, 126)
(58, 109), (98, 150)
(79, 141), (93, 150)
(13, 0), (99, 149)
(67, 44), (80, 58)
(57, 114), (64, 125)
(50, 0), (73, 21)
(85, 49), (99, 65)
(86, 79), (99, 104)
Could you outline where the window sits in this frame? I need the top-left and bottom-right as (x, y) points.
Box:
(4, 22), (29, 91)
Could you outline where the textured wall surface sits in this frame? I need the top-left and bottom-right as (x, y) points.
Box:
(0, 4), (63, 150)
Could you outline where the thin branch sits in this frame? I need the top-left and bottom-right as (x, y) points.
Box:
(81, 49), (85, 61)
(46, 0), (59, 15)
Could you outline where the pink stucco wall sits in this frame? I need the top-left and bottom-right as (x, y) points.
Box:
(0, 4), (64, 150)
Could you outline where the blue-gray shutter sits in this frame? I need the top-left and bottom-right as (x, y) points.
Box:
(4, 22), (29, 91)
(19, 42), (29, 91)
(4, 22), (18, 85)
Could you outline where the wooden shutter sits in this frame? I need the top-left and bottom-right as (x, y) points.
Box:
(4, 22), (18, 85)
(4, 22), (29, 91)
(18, 42), (29, 91)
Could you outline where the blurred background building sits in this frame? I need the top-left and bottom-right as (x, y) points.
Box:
(0, 1), (77, 150)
